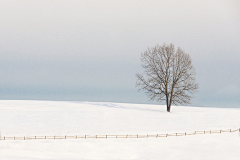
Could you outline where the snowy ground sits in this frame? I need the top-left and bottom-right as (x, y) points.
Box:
(0, 100), (239, 159)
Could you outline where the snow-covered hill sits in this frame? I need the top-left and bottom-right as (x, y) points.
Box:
(0, 100), (239, 159)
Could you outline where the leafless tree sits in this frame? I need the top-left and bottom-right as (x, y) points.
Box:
(136, 43), (198, 112)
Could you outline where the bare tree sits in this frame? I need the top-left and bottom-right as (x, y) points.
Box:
(136, 43), (198, 112)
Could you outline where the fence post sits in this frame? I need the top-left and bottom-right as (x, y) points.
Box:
(65, 135), (66, 139)
(85, 135), (86, 139)
(14, 136), (15, 140)
(156, 134), (158, 138)
(45, 136), (46, 139)
(106, 135), (107, 139)
(185, 132), (186, 136)
(137, 134), (138, 138)
(230, 129), (231, 132)
(220, 130), (221, 133)
(35, 136), (36, 140)
(166, 133), (168, 137)
(24, 136), (25, 140)
(4, 136), (5, 140)
(210, 130), (211, 134)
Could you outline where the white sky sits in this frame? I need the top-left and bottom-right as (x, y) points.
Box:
(0, 0), (240, 107)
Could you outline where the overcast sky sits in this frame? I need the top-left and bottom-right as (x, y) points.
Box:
(0, 0), (240, 107)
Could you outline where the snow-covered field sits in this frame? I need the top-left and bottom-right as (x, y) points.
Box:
(0, 100), (239, 159)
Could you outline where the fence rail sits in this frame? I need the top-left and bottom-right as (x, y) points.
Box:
(0, 128), (239, 140)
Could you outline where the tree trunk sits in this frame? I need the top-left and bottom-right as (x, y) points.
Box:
(168, 97), (172, 112)
(167, 105), (171, 112)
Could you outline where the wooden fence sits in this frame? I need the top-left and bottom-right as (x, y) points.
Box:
(0, 128), (239, 140)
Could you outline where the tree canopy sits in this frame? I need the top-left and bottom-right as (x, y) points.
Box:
(136, 43), (198, 112)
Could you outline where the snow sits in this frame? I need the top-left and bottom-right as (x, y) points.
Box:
(0, 100), (239, 159)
